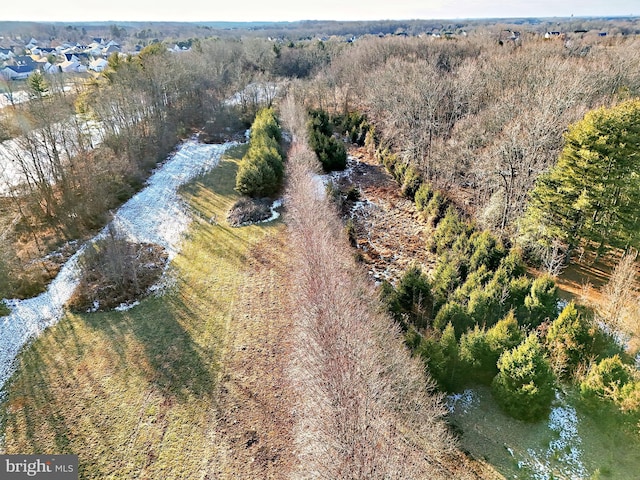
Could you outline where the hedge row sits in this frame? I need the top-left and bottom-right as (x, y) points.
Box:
(235, 108), (284, 197)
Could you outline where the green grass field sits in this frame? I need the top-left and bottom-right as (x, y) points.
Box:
(449, 385), (640, 480)
(0, 144), (284, 478)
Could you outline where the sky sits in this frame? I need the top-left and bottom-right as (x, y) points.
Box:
(4, 0), (638, 23)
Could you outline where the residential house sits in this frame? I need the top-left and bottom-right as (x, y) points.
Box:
(1, 64), (35, 80)
(0, 48), (14, 61)
(25, 38), (38, 51)
(89, 58), (109, 72)
(13, 55), (37, 67)
(60, 59), (81, 73)
(102, 44), (121, 55)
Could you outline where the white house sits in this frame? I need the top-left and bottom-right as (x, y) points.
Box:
(59, 59), (81, 73)
(89, 58), (109, 72)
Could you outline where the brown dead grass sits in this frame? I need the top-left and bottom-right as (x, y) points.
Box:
(338, 146), (437, 284)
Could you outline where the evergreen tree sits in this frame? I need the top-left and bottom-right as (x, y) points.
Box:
(492, 333), (556, 421)
(580, 355), (632, 404)
(523, 99), (640, 258)
(390, 265), (433, 329)
(437, 322), (463, 391)
(524, 274), (559, 327)
(433, 301), (473, 337)
(545, 301), (592, 378)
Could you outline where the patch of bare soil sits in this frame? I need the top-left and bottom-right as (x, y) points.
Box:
(333, 146), (437, 285)
(209, 233), (296, 479)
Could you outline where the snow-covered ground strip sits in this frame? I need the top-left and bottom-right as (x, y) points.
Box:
(0, 91), (30, 109)
(224, 82), (280, 107)
(518, 400), (588, 480)
(0, 138), (237, 394)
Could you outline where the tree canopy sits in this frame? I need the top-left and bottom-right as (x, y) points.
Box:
(492, 333), (556, 422)
(523, 99), (640, 257)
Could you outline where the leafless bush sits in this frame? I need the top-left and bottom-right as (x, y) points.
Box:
(67, 225), (168, 312)
(284, 100), (466, 479)
(600, 249), (640, 336)
(227, 197), (272, 226)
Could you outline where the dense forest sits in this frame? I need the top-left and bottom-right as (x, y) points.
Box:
(1, 17), (640, 479)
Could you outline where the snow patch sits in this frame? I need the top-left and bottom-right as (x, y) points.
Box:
(446, 389), (477, 414)
(0, 138), (237, 392)
(311, 156), (357, 199)
(517, 396), (588, 480)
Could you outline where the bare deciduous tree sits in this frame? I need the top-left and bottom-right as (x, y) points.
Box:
(600, 249), (640, 336)
(283, 97), (468, 479)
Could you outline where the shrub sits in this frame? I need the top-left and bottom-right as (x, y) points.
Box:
(581, 355), (632, 399)
(467, 286), (502, 327)
(334, 111), (370, 146)
(420, 323), (463, 392)
(430, 254), (463, 311)
(247, 142), (284, 179)
(504, 276), (533, 323)
(433, 301), (473, 337)
(414, 183), (434, 212)
(453, 312), (522, 387)
(251, 107), (282, 143)
(235, 156), (279, 197)
(492, 333), (556, 421)
(308, 128), (347, 172)
(468, 230), (506, 272)
(524, 274), (559, 327)
(236, 107), (284, 197)
(227, 197), (273, 226)
(459, 326), (494, 383)
(545, 301), (592, 378)
(451, 265), (492, 305)
(67, 228), (168, 312)
(307, 109), (347, 172)
(401, 166), (422, 200)
(423, 191), (448, 225)
(580, 355), (640, 413)
(486, 311), (524, 355)
(498, 248), (527, 279)
(428, 207), (468, 255)
(389, 265), (434, 329)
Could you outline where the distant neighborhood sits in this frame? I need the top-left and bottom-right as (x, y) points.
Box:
(0, 36), (191, 81)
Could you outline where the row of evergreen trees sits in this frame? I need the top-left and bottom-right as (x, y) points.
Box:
(370, 127), (640, 421)
(235, 108), (284, 197)
(306, 109), (347, 172)
(383, 200), (640, 421)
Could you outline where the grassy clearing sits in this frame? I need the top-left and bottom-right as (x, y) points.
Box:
(450, 385), (640, 480)
(0, 144), (284, 478)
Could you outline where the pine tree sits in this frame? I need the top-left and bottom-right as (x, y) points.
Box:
(492, 333), (556, 421)
(545, 301), (591, 378)
(523, 99), (640, 258)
